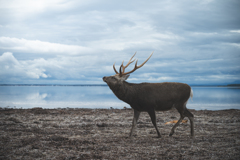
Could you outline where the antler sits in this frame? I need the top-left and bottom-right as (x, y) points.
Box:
(113, 52), (136, 75)
(113, 62), (119, 74)
(121, 51), (153, 75)
(120, 52), (136, 74)
(113, 52), (153, 76)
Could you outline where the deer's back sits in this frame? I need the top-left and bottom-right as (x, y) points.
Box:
(129, 82), (191, 111)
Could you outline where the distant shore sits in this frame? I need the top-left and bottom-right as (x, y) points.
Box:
(1, 84), (240, 87)
(0, 84), (107, 86)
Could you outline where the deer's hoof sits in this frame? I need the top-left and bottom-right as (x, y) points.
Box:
(169, 132), (174, 137)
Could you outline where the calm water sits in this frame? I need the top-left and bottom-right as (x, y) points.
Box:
(0, 85), (240, 110)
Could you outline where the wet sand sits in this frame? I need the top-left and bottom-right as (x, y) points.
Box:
(0, 108), (240, 159)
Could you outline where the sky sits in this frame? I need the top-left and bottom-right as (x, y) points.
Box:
(0, 0), (240, 85)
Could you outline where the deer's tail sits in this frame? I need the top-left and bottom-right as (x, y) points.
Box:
(190, 88), (193, 101)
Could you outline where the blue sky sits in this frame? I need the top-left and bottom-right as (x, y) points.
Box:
(0, 0), (239, 85)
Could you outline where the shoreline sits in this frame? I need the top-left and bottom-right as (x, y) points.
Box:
(1, 107), (240, 111)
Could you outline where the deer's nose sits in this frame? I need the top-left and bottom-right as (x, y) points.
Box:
(103, 76), (107, 82)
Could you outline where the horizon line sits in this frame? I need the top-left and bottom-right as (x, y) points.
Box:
(0, 84), (239, 87)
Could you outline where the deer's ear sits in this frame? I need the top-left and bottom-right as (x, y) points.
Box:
(121, 74), (130, 81)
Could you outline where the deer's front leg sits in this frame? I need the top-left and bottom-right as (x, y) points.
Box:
(148, 109), (161, 138)
(129, 109), (140, 137)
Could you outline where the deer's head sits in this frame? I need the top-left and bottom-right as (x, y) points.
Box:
(103, 52), (153, 86)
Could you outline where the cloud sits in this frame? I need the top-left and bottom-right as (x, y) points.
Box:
(0, 0), (239, 85)
(0, 51), (113, 84)
(0, 0), (76, 21)
(230, 30), (240, 33)
(0, 37), (92, 55)
(0, 52), (48, 80)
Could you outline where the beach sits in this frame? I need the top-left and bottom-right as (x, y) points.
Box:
(0, 108), (239, 159)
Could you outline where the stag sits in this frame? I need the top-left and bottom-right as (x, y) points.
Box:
(103, 52), (194, 138)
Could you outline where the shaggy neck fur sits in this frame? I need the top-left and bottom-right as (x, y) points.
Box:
(108, 81), (133, 104)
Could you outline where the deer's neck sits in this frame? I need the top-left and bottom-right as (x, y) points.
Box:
(109, 81), (133, 104)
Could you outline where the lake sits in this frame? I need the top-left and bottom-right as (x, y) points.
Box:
(0, 85), (240, 110)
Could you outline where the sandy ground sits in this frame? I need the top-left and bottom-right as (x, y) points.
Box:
(0, 108), (240, 160)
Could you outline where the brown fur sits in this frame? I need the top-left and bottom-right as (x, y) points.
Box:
(103, 74), (194, 138)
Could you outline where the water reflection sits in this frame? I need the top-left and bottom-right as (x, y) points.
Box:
(26, 93), (48, 100)
(0, 86), (239, 110)
(0, 86), (126, 109)
(187, 87), (240, 110)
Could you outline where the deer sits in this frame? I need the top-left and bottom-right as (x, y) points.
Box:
(102, 52), (194, 138)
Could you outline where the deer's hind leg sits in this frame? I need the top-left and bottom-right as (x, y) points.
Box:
(184, 108), (194, 137)
(169, 103), (185, 136)
(169, 115), (184, 136)
(169, 103), (194, 137)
